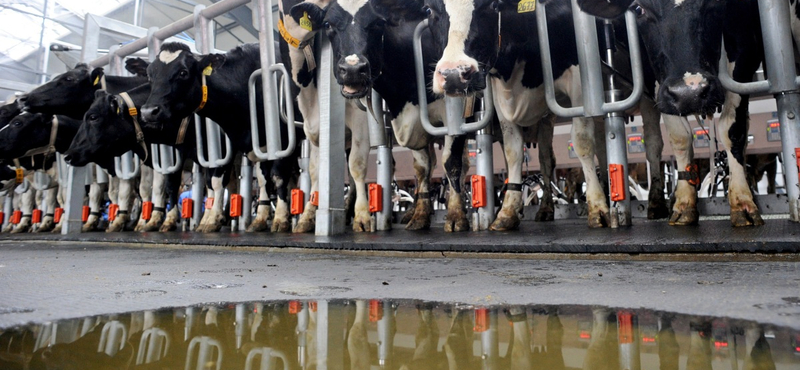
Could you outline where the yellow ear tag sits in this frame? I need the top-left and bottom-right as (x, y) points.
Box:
(15, 168), (23, 184)
(203, 65), (213, 76)
(300, 12), (313, 31)
(93, 76), (100, 86)
(518, 0), (536, 13)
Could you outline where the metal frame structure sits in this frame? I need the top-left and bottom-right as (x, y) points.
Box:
(718, 0), (800, 222)
(537, 0), (643, 227)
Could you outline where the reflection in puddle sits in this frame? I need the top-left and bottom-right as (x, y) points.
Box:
(0, 300), (797, 369)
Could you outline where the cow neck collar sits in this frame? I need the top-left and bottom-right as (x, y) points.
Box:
(21, 116), (59, 169)
(117, 92), (149, 161)
(277, 4), (316, 71)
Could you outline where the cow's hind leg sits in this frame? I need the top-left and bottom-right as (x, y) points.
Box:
(159, 170), (182, 232)
(136, 166), (156, 231)
(535, 116), (556, 222)
(107, 177), (135, 232)
(442, 135), (469, 232)
(571, 116), (610, 228)
(197, 167), (230, 233)
(11, 187), (35, 233)
(641, 98), (669, 219)
(271, 159), (293, 233)
(406, 148), (433, 230)
(663, 115), (699, 225)
(35, 188), (58, 232)
(82, 180), (106, 232)
(720, 91), (763, 226)
(144, 170), (166, 232)
(248, 162), (272, 232)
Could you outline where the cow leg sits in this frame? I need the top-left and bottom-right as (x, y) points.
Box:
(640, 98), (669, 219)
(35, 188), (58, 233)
(406, 148), (433, 230)
(197, 169), (228, 233)
(294, 144), (318, 233)
(135, 166), (155, 231)
(160, 170), (182, 232)
(442, 135), (469, 232)
(766, 154), (777, 194)
(572, 116), (610, 228)
(719, 90), (763, 226)
(347, 112), (371, 232)
(663, 114), (699, 225)
(593, 117), (609, 197)
(82, 181), (106, 232)
(144, 171), (166, 232)
(11, 187), (35, 233)
(107, 178), (134, 232)
(535, 115), (556, 222)
(271, 159), (292, 233)
(53, 181), (66, 233)
(248, 162), (272, 232)
(491, 121), (524, 231)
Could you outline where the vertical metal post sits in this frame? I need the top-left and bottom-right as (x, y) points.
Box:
(315, 301), (345, 370)
(617, 311), (641, 370)
(369, 90), (392, 230)
(2, 193), (11, 228)
(235, 304), (246, 349)
(239, 157), (253, 231)
(601, 19), (631, 227)
(254, 0), (282, 160)
(316, 34), (347, 236)
(474, 98), (495, 230)
(190, 163), (204, 230)
(297, 302), (309, 368)
(376, 300), (395, 368)
(299, 140), (311, 204)
(480, 309), (499, 370)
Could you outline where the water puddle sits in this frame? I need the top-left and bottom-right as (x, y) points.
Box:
(1, 300), (798, 369)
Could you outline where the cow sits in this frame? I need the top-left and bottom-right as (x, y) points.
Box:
(140, 42), (303, 233)
(416, 0), (614, 229)
(0, 113), (89, 233)
(276, 0), (372, 233)
(290, 0), (482, 231)
(19, 63), (152, 231)
(576, 0), (766, 227)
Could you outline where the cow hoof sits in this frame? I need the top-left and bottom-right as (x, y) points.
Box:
(82, 220), (101, 232)
(405, 198), (432, 231)
(1, 224), (12, 233)
(730, 209), (765, 227)
(35, 219), (55, 233)
(271, 219), (291, 233)
(587, 211), (610, 228)
(106, 214), (130, 233)
(292, 205), (317, 233)
(198, 221), (224, 233)
(648, 201), (670, 220)
(247, 219), (270, 232)
(52, 225), (61, 233)
(534, 206), (555, 222)
(668, 207), (699, 226)
(10, 223), (30, 234)
(489, 212), (520, 231)
(159, 220), (177, 232)
(134, 219), (147, 232)
(399, 202), (416, 224)
(443, 214), (469, 233)
(352, 217), (371, 232)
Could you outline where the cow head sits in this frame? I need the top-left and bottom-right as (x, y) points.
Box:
(18, 64), (105, 118)
(0, 112), (52, 160)
(423, 0), (498, 96)
(65, 90), (139, 166)
(141, 42), (225, 124)
(290, 0), (396, 99)
(633, 0), (726, 116)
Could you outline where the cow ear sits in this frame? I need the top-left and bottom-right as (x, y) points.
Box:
(125, 58), (149, 77)
(290, 3), (326, 31)
(198, 54), (226, 74)
(576, 0), (632, 18)
(90, 68), (105, 87)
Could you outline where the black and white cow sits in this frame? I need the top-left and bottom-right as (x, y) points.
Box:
(421, 0), (613, 228)
(276, 0), (372, 233)
(290, 0), (477, 231)
(140, 42), (303, 233)
(19, 63), (152, 232)
(577, 0), (768, 227)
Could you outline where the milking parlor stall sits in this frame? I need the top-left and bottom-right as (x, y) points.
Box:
(0, 0), (798, 369)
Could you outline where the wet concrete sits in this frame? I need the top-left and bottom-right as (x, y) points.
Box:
(0, 240), (798, 332)
(4, 218), (800, 253)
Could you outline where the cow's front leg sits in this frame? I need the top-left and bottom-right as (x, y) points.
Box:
(248, 162), (272, 232)
(719, 92), (763, 226)
(663, 115), (699, 225)
(442, 135), (469, 232)
(144, 170), (166, 232)
(491, 121), (524, 231)
(11, 188), (35, 233)
(107, 177), (134, 232)
(406, 148), (433, 230)
(641, 98), (669, 219)
(571, 117), (610, 228)
(159, 170), (182, 232)
(35, 188), (58, 233)
(535, 116), (556, 222)
(348, 115), (372, 232)
(197, 175), (227, 233)
(134, 165), (154, 231)
(271, 160), (292, 233)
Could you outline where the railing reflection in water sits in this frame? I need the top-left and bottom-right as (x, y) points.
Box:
(0, 300), (797, 370)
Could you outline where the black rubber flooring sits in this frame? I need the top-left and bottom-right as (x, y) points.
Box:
(2, 218), (798, 253)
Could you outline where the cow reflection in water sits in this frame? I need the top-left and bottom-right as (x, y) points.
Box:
(398, 303), (444, 370)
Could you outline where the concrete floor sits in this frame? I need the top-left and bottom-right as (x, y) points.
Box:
(0, 240), (798, 331)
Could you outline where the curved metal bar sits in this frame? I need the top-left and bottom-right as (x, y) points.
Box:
(536, 4), (584, 118)
(114, 151), (141, 180)
(151, 144), (183, 174)
(602, 10), (643, 113)
(718, 43), (771, 95)
(249, 66), (296, 160)
(413, 20), (447, 136)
